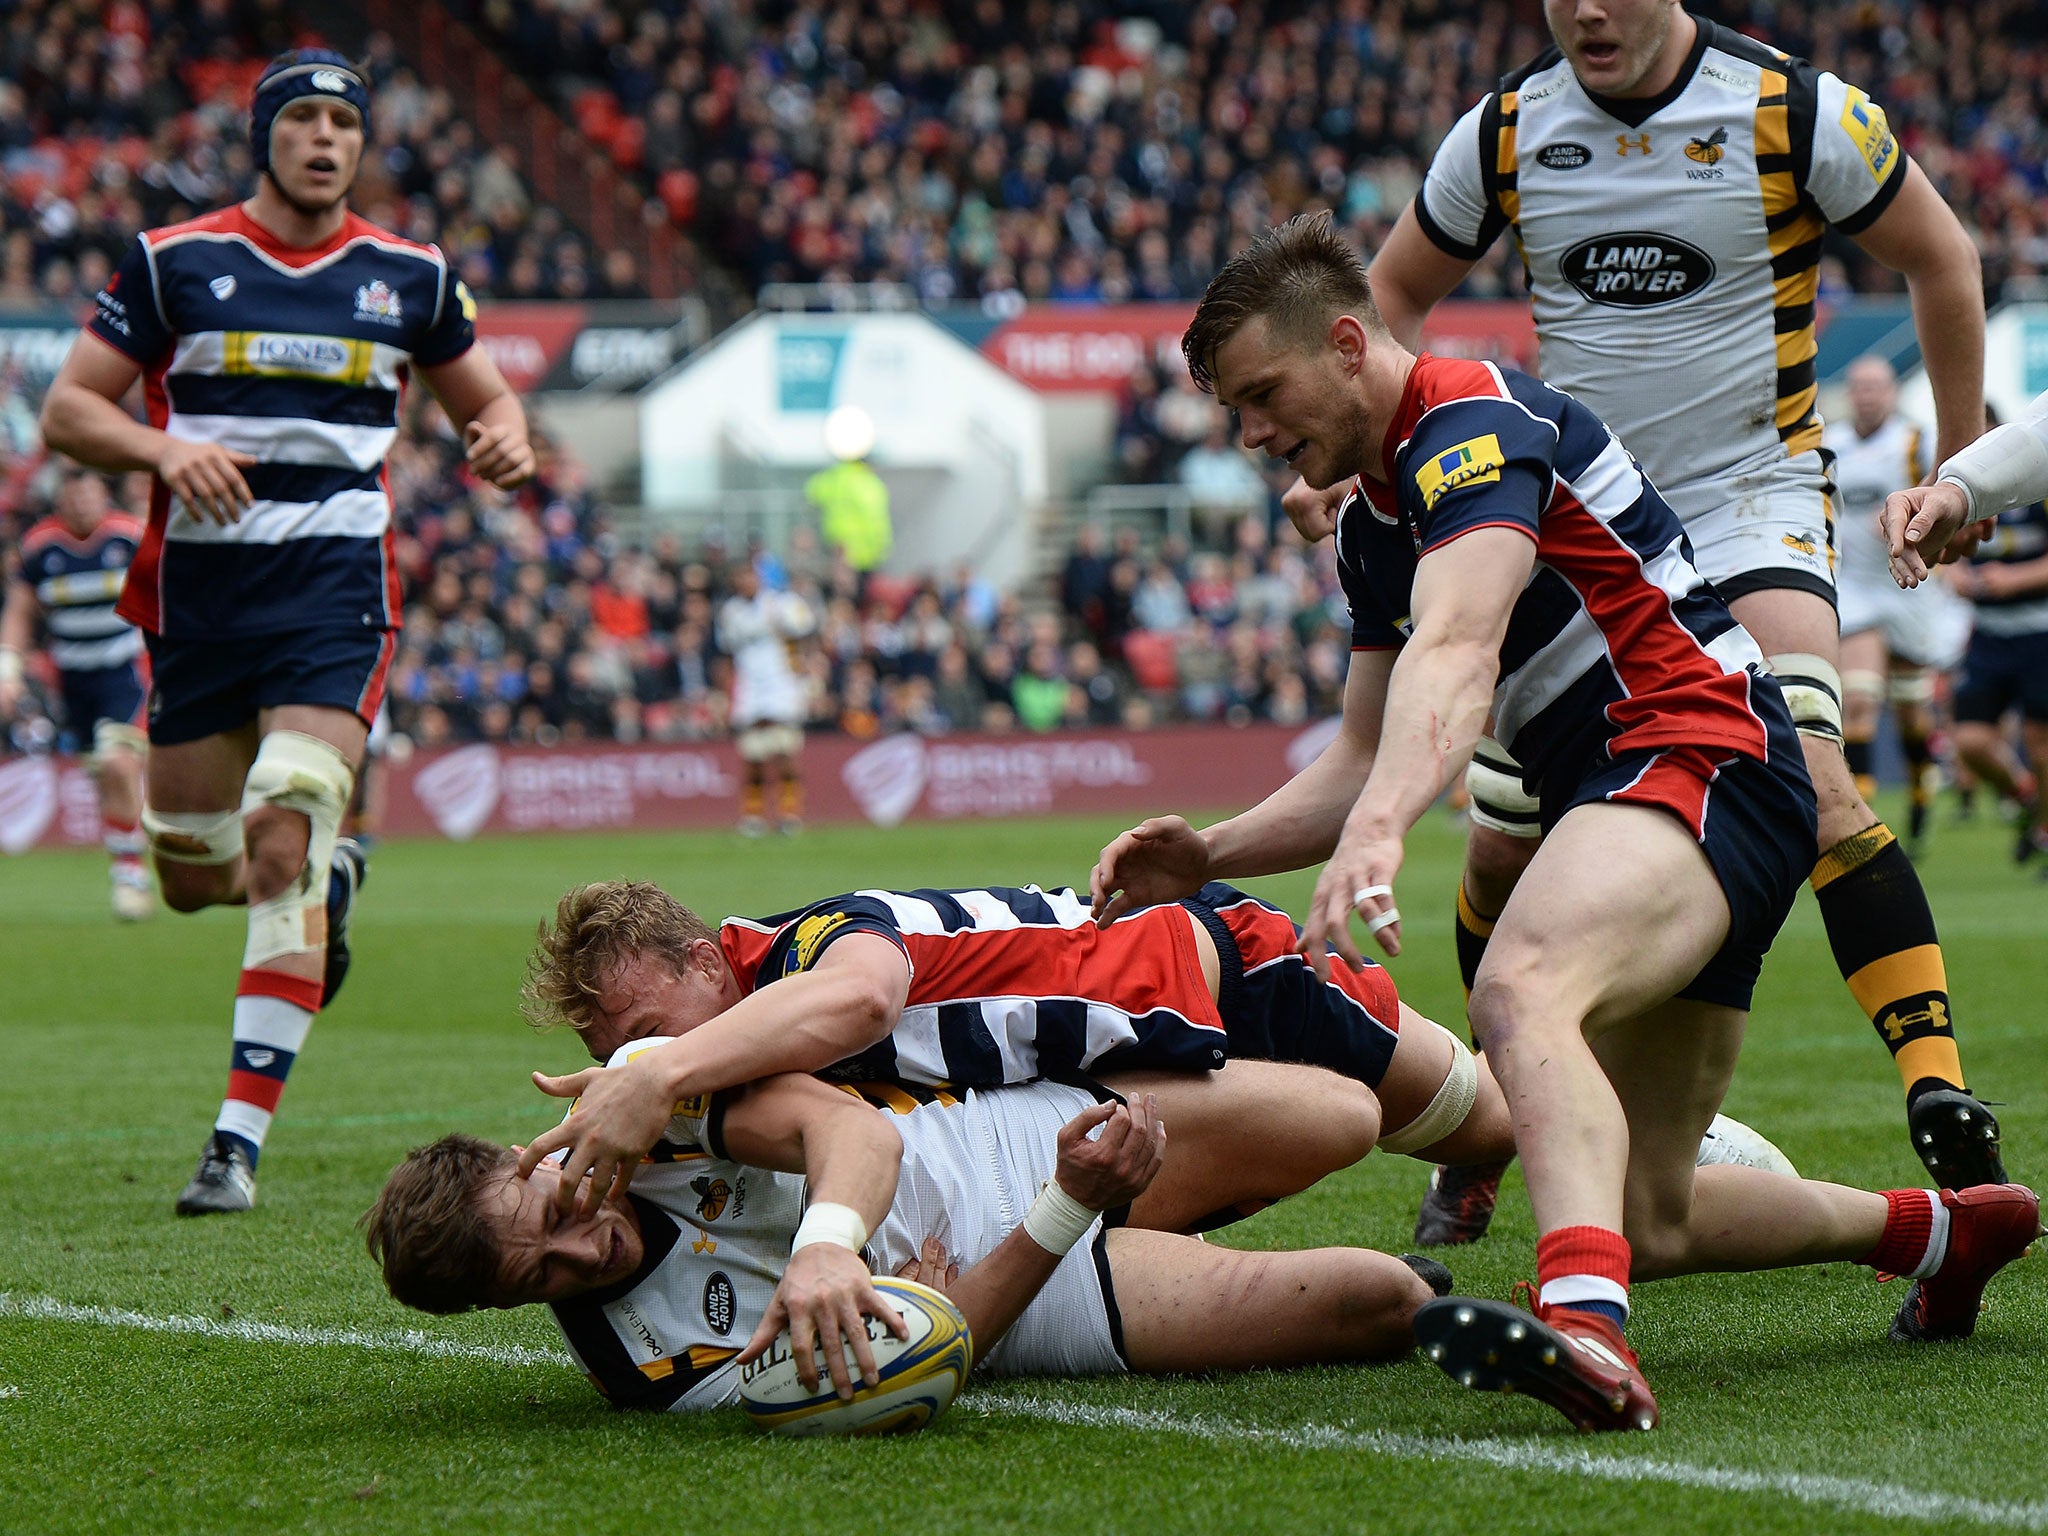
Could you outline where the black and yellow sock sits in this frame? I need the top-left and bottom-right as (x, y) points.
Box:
(1810, 824), (1964, 1097)
(1843, 736), (1878, 806)
(1900, 721), (1935, 845)
(1453, 880), (1496, 1046)
(778, 774), (804, 820)
(742, 772), (765, 820)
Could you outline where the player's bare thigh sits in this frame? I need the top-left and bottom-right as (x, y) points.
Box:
(1727, 585), (1874, 843)
(1100, 1060), (1379, 1232)
(1106, 1227), (1430, 1370)
(1473, 802), (1731, 1043)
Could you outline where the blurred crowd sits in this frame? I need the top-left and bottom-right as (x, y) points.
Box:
(469, 0), (2048, 309)
(0, 1), (643, 311)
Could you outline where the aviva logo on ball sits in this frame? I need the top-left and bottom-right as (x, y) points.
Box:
(740, 1277), (973, 1437)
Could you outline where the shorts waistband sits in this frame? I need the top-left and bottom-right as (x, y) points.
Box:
(1181, 894), (1246, 1026)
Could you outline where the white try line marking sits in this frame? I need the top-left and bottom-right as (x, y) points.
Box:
(968, 1395), (2048, 1530)
(0, 1293), (564, 1369)
(6, 1293), (2043, 1529)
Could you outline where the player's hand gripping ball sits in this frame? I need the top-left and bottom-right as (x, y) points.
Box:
(739, 1277), (972, 1437)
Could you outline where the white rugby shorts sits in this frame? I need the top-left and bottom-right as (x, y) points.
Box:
(1836, 568), (1971, 671)
(874, 1082), (1127, 1379)
(1665, 449), (1842, 605)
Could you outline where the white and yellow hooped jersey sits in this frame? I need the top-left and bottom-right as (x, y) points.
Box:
(1415, 19), (1908, 523)
(1824, 412), (1927, 593)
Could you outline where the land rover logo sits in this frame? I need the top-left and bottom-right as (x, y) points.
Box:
(1560, 233), (1716, 308)
(704, 1271), (736, 1335)
(1536, 141), (1592, 170)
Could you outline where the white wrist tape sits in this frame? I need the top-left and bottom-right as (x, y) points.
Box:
(1938, 394), (2048, 522)
(791, 1201), (868, 1254)
(1021, 1179), (1097, 1256)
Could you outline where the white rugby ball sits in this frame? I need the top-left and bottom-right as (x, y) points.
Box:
(1695, 1113), (1799, 1177)
(739, 1277), (973, 1437)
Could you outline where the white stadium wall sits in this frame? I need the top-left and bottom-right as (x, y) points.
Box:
(638, 312), (1051, 589)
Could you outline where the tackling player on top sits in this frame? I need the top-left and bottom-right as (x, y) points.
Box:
(1289, 0), (2001, 1237)
(38, 49), (534, 1216)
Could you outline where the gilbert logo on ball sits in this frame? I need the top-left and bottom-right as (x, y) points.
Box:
(413, 743), (502, 840)
(841, 734), (928, 827)
(0, 756), (58, 854)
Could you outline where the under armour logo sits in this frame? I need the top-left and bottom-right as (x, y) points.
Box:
(1615, 133), (1652, 156)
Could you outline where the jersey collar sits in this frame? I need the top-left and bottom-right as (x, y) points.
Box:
(1577, 15), (1710, 129)
(227, 203), (369, 266)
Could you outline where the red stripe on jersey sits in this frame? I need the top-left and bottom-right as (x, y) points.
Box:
(1538, 491), (1771, 763)
(1601, 748), (1735, 840)
(1383, 354), (1505, 464)
(236, 968), (324, 1012)
(22, 513), (143, 555)
(115, 354), (175, 633)
(378, 465), (403, 626)
(1210, 896), (1403, 1033)
(902, 903), (1219, 1026)
(146, 208), (444, 270)
(226, 1069), (287, 1112)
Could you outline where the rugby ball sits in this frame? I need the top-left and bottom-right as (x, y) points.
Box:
(1695, 1113), (1799, 1177)
(739, 1277), (973, 1437)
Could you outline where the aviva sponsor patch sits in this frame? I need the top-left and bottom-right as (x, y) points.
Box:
(1415, 434), (1505, 511)
(1839, 87), (1897, 181)
(788, 911), (850, 973)
(224, 331), (374, 384)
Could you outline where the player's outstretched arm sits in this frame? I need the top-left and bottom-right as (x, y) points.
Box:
(1365, 201), (1479, 353)
(1090, 651), (1393, 925)
(41, 334), (254, 524)
(1848, 161), (1984, 469)
(1301, 528), (1526, 976)
(930, 1095), (1166, 1361)
(419, 347), (535, 490)
(723, 1073), (909, 1399)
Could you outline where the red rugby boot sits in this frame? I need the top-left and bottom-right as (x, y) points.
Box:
(1889, 1184), (2041, 1343)
(1415, 1292), (1658, 1432)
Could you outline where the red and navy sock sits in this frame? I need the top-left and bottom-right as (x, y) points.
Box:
(214, 974), (319, 1169)
(1536, 1225), (1632, 1330)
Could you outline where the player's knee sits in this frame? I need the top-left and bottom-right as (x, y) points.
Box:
(240, 731), (354, 967)
(88, 719), (147, 779)
(1840, 669), (1884, 737)
(143, 804), (241, 910)
(1766, 652), (1846, 747)
(1330, 1253), (1434, 1361)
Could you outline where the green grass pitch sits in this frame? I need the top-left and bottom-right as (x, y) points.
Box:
(0, 799), (2041, 1535)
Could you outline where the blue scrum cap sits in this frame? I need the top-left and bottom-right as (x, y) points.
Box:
(250, 49), (370, 175)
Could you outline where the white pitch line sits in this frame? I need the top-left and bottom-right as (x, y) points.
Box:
(6, 1293), (2042, 1530)
(970, 1395), (2048, 1531)
(0, 1293), (566, 1369)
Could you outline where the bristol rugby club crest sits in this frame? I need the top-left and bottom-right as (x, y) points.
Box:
(353, 279), (403, 326)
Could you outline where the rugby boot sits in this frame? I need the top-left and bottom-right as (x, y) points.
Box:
(320, 837), (368, 1009)
(1908, 1085), (2007, 1189)
(175, 1132), (256, 1216)
(1415, 1292), (1658, 1433)
(1397, 1254), (1455, 1298)
(1889, 1183), (2040, 1343)
(1414, 1160), (1508, 1247)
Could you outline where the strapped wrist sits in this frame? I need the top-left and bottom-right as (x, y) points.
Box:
(1021, 1178), (1097, 1256)
(791, 1201), (868, 1254)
